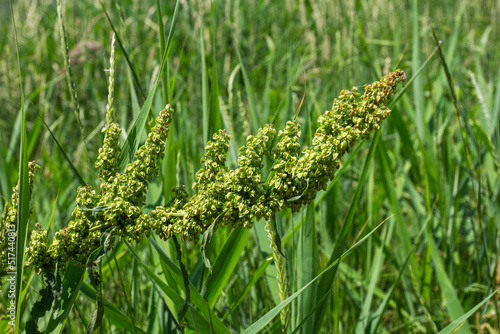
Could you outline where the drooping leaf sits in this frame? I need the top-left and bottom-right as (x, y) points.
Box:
(26, 279), (55, 334)
(46, 263), (84, 333)
(201, 221), (216, 273)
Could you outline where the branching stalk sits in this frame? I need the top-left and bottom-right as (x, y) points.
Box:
(3, 70), (406, 291)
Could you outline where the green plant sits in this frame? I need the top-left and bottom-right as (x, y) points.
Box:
(1, 69), (405, 332)
(3, 1), (500, 332)
(0, 162), (38, 277)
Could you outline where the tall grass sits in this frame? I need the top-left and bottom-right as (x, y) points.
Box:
(1, 0), (499, 333)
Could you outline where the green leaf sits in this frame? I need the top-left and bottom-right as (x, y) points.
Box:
(200, 14), (209, 145)
(228, 257), (272, 314)
(355, 223), (389, 333)
(206, 227), (250, 308)
(297, 206), (317, 333)
(163, 127), (177, 203)
(78, 205), (109, 213)
(101, 4), (146, 101)
(79, 282), (147, 334)
(234, 41), (260, 133)
(437, 289), (499, 334)
(156, 0), (168, 105)
(171, 235), (190, 322)
(36, 112), (86, 186)
(26, 282), (54, 334)
(242, 218), (388, 334)
(84, 231), (114, 333)
(201, 222), (216, 273)
(10, 0), (30, 329)
(148, 238), (231, 334)
(45, 263), (85, 333)
(368, 246), (413, 334)
(313, 131), (380, 332)
(471, 118), (500, 171)
(125, 243), (185, 332)
(376, 140), (417, 276)
(427, 230), (472, 334)
(118, 0), (180, 171)
(272, 217), (286, 259)
(209, 2), (222, 137)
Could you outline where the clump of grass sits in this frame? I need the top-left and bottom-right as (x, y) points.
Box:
(4, 1), (498, 332)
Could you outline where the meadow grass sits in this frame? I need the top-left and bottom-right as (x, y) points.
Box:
(1, 0), (499, 333)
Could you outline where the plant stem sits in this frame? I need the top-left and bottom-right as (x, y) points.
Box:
(56, 0), (93, 185)
(266, 219), (289, 333)
(87, 211), (188, 232)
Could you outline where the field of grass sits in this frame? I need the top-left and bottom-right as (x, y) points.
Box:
(1, 0), (499, 333)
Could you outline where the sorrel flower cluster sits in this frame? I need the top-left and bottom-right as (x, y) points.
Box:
(0, 70), (406, 278)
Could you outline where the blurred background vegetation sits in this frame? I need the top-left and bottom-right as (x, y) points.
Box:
(1, 0), (499, 332)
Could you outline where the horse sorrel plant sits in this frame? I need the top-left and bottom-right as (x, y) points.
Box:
(1, 69), (405, 332)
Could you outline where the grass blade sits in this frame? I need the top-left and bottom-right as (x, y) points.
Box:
(45, 263), (85, 333)
(209, 3), (222, 136)
(200, 13), (210, 145)
(79, 281), (147, 334)
(37, 112), (86, 186)
(234, 41), (260, 133)
(56, 0), (92, 184)
(0, 148), (11, 202)
(296, 206), (317, 333)
(10, 1), (30, 331)
(125, 242), (195, 332)
(101, 4), (146, 101)
(427, 229), (472, 333)
(148, 237), (231, 334)
(368, 242), (413, 333)
(411, 0), (425, 141)
(376, 140), (417, 275)
(354, 223), (389, 333)
(312, 131), (381, 332)
(227, 257), (273, 314)
(206, 227), (250, 308)
(156, 0), (168, 105)
(163, 127), (178, 203)
(14, 64), (29, 334)
(242, 217), (390, 334)
(118, 0), (180, 171)
(437, 289), (499, 334)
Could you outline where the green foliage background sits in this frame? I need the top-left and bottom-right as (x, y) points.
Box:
(1, 0), (499, 332)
